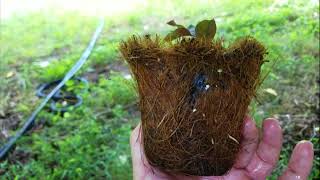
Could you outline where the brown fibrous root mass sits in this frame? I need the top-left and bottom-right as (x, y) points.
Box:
(120, 35), (266, 176)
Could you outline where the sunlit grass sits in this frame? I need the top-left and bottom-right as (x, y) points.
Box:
(0, 0), (319, 179)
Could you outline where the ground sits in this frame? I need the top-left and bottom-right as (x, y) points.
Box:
(0, 0), (319, 179)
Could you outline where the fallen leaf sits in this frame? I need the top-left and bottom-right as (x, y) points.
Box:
(264, 88), (278, 96)
(6, 71), (15, 78)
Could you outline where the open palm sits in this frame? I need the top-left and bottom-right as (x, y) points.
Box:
(130, 117), (314, 180)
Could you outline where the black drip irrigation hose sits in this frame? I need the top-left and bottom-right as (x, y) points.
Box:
(0, 19), (104, 160)
(36, 76), (88, 112)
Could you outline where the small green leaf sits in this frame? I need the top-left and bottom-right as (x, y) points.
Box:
(167, 20), (185, 28)
(167, 20), (177, 26)
(164, 27), (192, 42)
(195, 19), (217, 40)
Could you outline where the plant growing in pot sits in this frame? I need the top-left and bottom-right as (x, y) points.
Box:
(120, 18), (266, 176)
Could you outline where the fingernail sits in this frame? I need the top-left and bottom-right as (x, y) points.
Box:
(264, 118), (281, 130)
(298, 140), (310, 143)
(297, 140), (313, 158)
(298, 140), (313, 148)
(245, 118), (254, 128)
(264, 118), (279, 123)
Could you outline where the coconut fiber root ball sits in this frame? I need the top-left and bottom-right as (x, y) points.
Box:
(120, 19), (267, 176)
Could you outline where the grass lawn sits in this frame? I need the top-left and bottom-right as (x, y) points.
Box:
(0, 0), (319, 179)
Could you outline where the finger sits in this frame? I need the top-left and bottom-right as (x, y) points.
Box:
(234, 115), (259, 169)
(130, 123), (142, 145)
(221, 168), (251, 180)
(195, 168), (251, 180)
(130, 123), (171, 180)
(130, 123), (147, 180)
(279, 141), (314, 180)
(246, 118), (283, 179)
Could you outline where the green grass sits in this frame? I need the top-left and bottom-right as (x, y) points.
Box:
(0, 0), (319, 179)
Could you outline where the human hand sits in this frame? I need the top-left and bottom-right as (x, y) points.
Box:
(130, 116), (314, 180)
